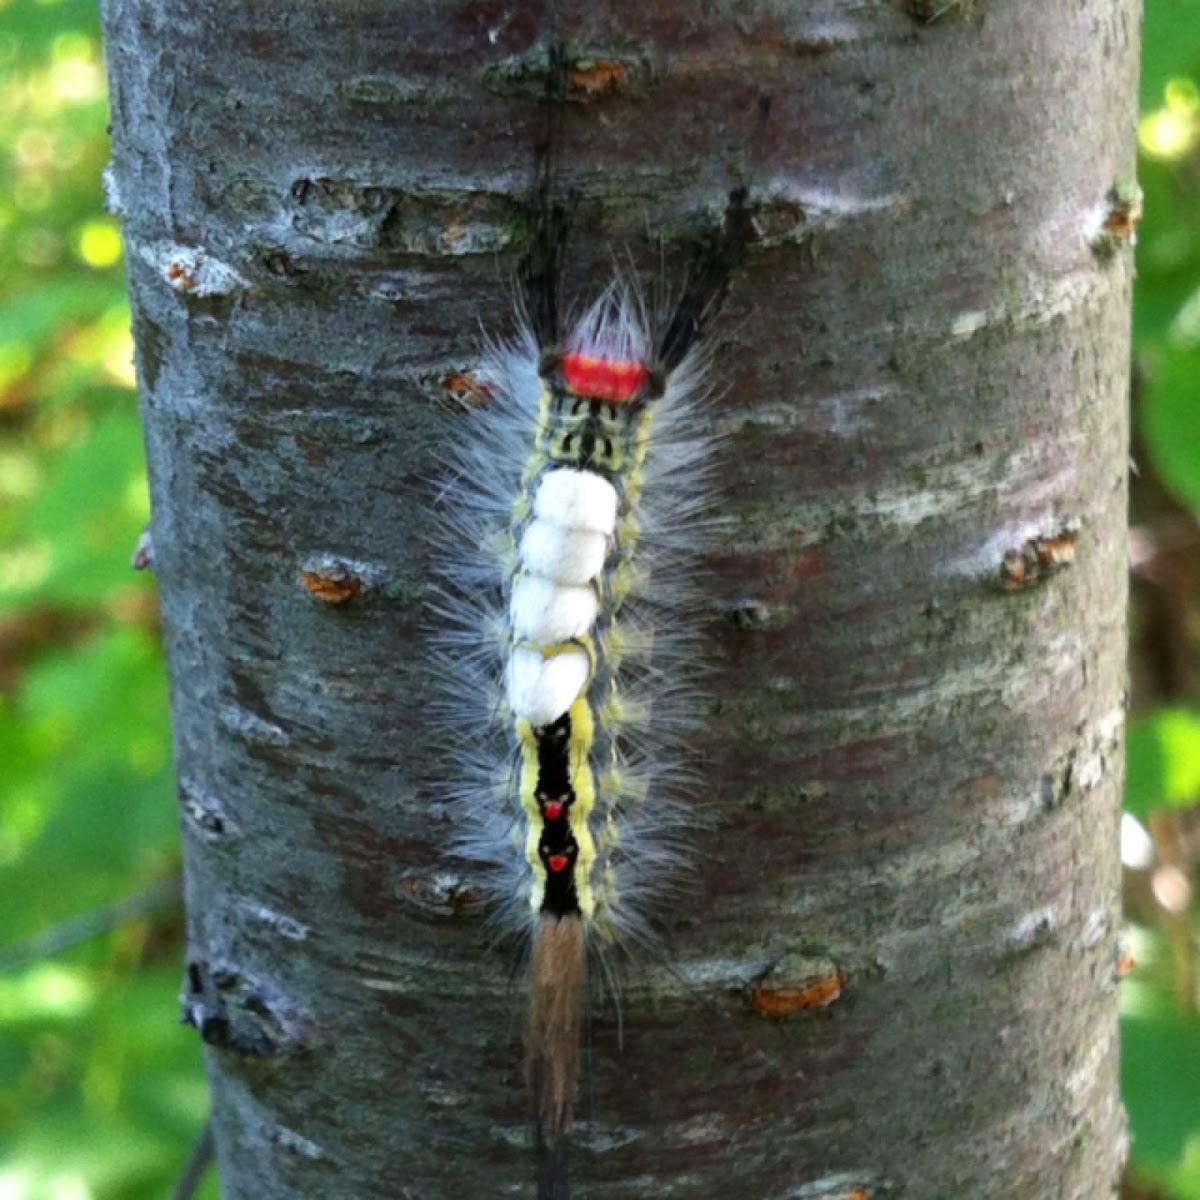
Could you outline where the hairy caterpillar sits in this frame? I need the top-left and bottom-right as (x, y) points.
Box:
(431, 74), (754, 1184)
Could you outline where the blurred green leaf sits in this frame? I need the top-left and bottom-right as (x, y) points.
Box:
(1141, 345), (1200, 514)
(0, 965), (209, 1200)
(1125, 708), (1200, 820)
(1123, 972), (1200, 1199)
(0, 626), (176, 944)
(1141, 0), (1200, 110)
(0, 2), (201, 1197)
(3, 408), (150, 611)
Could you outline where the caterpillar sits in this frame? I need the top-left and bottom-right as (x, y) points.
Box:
(431, 71), (755, 1185)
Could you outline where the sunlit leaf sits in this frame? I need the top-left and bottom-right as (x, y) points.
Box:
(1142, 345), (1200, 515)
(1122, 969), (1200, 1199)
(1126, 708), (1200, 819)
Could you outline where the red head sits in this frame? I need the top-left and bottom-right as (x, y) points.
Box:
(560, 352), (650, 404)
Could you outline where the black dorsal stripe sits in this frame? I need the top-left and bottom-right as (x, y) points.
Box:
(536, 713), (580, 917)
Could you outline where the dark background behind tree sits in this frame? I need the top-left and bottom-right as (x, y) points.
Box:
(0, 0), (1196, 1197)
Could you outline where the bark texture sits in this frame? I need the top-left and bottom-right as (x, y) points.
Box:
(102, 1), (1139, 1196)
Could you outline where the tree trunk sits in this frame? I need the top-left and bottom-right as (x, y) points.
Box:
(102, 1), (1139, 1197)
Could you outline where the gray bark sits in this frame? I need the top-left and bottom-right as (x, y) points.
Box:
(102, 1), (1139, 1197)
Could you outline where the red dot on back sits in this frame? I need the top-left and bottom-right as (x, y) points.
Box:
(544, 801), (564, 820)
(548, 854), (570, 874)
(562, 353), (649, 404)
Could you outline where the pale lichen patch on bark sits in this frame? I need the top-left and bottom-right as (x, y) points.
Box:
(1004, 904), (1062, 956)
(239, 903), (311, 942)
(723, 385), (896, 439)
(219, 702), (291, 747)
(949, 271), (1108, 340)
(266, 1124), (327, 1162)
(335, 74), (431, 105)
(732, 451), (1069, 560)
(179, 779), (239, 841)
(136, 239), (247, 298)
(750, 183), (908, 247)
(101, 162), (123, 216)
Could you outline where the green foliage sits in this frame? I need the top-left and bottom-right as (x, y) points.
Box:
(0, 1), (207, 1197)
(0, 964), (213, 1200)
(1122, 938), (1200, 1200)
(1123, 3), (1200, 1198)
(1125, 709), (1200, 822)
(1139, 3), (1200, 510)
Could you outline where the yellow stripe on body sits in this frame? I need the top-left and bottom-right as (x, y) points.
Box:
(565, 695), (597, 919)
(516, 717), (545, 912)
(510, 387), (555, 525)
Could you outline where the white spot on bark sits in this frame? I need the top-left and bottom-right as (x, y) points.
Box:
(268, 1124), (326, 1160)
(723, 385), (896, 438)
(950, 273), (1106, 340)
(751, 179), (907, 246)
(130, 526), (154, 571)
(220, 704), (289, 745)
(241, 903), (311, 941)
(781, 1174), (893, 1199)
(1008, 904), (1060, 952)
(1079, 906), (1110, 949)
(102, 163), (124, 216)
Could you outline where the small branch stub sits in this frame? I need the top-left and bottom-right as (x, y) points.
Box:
(131, 526), (155, 571)
(139, 241), (247, 298)
(567, 57), (629, 97)
(300, 567), (364, 605)
(998, 527), (1078, 590)
(482, 41), (652, 101)
(441, 370), (493, 409)
(1115, 932), (1136, 980)
(181, 958), (310, 1058)
(753, 963), (847, 1014)
(397, 870), (484, 919)
(1092, 183), (1144, 258)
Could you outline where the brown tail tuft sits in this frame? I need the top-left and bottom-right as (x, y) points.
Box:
(528, 913), (585, 1138)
